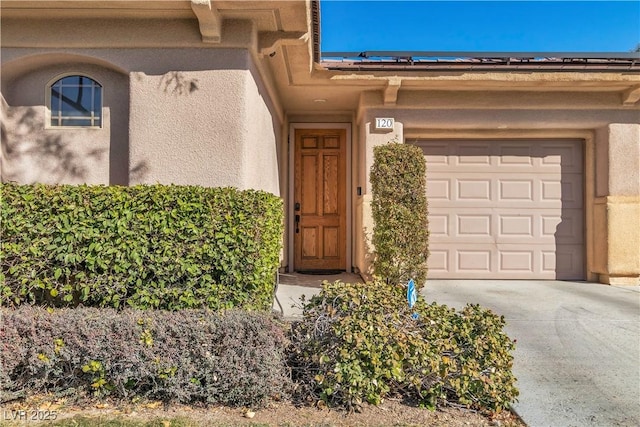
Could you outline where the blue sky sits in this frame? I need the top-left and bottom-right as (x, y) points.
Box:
(320, 1), (640, 53)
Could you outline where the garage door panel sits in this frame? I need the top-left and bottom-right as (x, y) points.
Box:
(541, 210), (584, 244)
(537, 142), (583, 173)
(498, 144), (534, 165)
(543, 246), (584, 280)
(457, 250), (493, 272)
(418, 139), (584, 280)
(539, 174), (583, 207)
(541, 177), (582, 204)
(421, 142), (452, 164)
(456, 143), (492, 166)
(499, 251), (534, 272)
(428, 174), (582, 208)
(427, 250), (449, 274)
(423, 140), (583, 173)
(561, 178), (582, 205)
(430, 243), (582, 279)
(426, 179), (451, 200)
(430, 208), (583, 244)
(536, 176), (583, 208)
(428, 214), (449, 237)
(457, 214), (492, 237)
(499, 179), (534, 201)
(429, 209), (496, 243)
(499, 215), (534, 238)
(457, 179), (492, 201)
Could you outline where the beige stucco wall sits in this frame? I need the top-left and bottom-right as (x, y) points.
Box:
(1, 104), (111, 185)
(607, 124), (640, 197)
(2, 47), (281, 194)
(128, 49), (279, 194)
(1, 61), (128, 185)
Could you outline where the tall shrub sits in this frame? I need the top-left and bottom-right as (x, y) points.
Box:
(0, 183), (283, 310)
(370, 142), (429, 287)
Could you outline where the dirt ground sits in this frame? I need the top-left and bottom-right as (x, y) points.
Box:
(1, 397), (525, 426)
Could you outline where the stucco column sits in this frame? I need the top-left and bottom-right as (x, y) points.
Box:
(354, 118), (404, 279)
(602, 124), (640, 285)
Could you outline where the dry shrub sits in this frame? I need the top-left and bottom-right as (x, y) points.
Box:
(1, 307), (291, 407)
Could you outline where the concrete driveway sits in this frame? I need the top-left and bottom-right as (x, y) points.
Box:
(425, 280), (640, 427)
(275, 277), (640, 426)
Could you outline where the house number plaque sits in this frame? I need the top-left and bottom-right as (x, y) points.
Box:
(374, 117), (394, 130)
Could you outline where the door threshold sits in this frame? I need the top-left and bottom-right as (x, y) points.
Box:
(296, 270), (345, 275)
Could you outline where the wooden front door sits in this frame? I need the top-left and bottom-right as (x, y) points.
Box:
(294, 129), (347, 271)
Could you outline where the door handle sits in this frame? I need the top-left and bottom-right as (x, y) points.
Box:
(295, 214), (300, 233)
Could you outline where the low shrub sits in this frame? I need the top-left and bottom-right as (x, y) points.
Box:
(289, 281), (518, 413)
(370, 142), (429, 288)
(0, 307), (291, 407)
(0, 183), (283, 310)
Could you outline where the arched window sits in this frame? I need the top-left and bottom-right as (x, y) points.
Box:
(49, 75), (102, 127)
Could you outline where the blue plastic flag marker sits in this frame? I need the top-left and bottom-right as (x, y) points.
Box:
(407, 279), (417, 309)
(407, 279), (419, 319)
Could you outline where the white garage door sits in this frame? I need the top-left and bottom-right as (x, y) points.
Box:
(417, 139), (584, 280)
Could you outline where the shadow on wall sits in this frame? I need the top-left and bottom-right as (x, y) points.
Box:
(159, 71), (199, 96)
(1, 104), (150, 186)
(1, 70), (200, 186)
(1, 106), (105, 183)
(129, 161), (149, 183)
(0, 55), (144, 186)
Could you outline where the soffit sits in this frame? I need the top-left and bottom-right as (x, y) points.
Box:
(0, 1), (194, 19)
(0, 1), (308, 32)
(218, 1), (308, 32)
(270, 43), (640, 112)
(270, 41), (640, 110)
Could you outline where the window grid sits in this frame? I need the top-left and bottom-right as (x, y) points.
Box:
(50, 76), (102, 127)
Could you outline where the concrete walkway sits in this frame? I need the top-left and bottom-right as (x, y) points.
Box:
(273, 271), (363, 315)
(275, 277), (640, 427)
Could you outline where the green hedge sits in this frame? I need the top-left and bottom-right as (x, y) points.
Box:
(370, 142), (429, 287)
(0, 183), (283, 310)
(1, 307), (291, 406)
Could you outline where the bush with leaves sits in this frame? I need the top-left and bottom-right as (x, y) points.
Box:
(370, 142), (429, 288)
(289, 281), (518, 414)
(0, 307), (291, 407)
(0, 183), (283, 310)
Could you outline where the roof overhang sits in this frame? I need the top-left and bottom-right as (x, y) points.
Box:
(0, 1), (311, 37)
